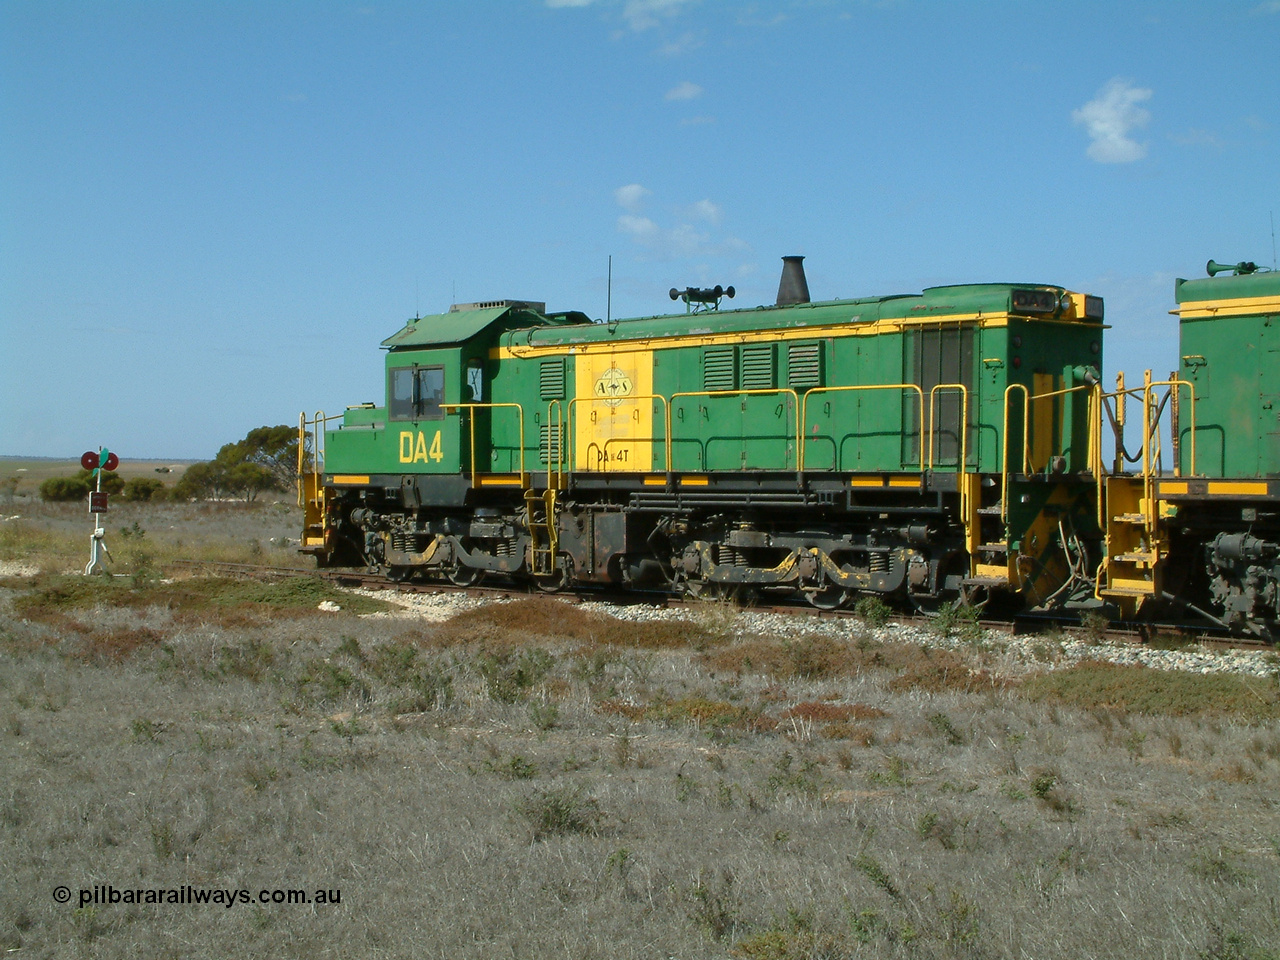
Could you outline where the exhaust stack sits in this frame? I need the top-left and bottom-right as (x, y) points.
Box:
(775, 255), (810, 306)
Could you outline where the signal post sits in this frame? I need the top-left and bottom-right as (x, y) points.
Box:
(81, 447), (118, 575)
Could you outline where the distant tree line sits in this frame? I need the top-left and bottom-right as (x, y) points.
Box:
(37, 426), (301, 503)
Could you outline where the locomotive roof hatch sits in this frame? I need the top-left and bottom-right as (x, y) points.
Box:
(380, 301), (589, 350)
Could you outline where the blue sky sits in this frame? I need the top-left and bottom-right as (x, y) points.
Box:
(2, 0), (1277, 459)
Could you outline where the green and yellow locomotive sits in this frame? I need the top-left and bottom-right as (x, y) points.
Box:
(1115, 260), (1280, 639)
(300, 257), (1111, 616)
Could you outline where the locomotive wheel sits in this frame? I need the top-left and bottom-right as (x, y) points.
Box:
(387, 565), (414, 583)
(910, 583), (987, 618)
(959, 582), (989, 613)
(446, 560), (483, 587)
(683, 579), (750, 603)
(909, 592), (954, 618)
(909, 553), (983, 617)
(804, 586), (852, 611)
(533, 555), (572, 593)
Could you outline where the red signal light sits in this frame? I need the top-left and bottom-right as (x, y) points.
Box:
(81, 451), (100, 471)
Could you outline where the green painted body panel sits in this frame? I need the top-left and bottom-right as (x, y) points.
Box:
(325, 345), (474, 477)
(323, 281), (1104, 484)
(1175, 271), (1280, 304)
(1179, 309), (1280, 479)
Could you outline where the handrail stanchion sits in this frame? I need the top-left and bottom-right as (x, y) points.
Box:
(798, 384), (926, 472)
(1000, 383), (1029, 522)
(667, 388), (799, 474)
(440, 403), (526, 485)
(566, 395), (668, 473)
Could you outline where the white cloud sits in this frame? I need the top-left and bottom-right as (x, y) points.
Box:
(623, 0), (694, 31)
(686, 199), (721, 224)
(664, 81), (703, 101)
(1072, 79), (1153, 163)
(614, 192), (744, 262)
(617, 214), (660, 241)
(614, 184), (651, 212)
(659, 32), (703, 56)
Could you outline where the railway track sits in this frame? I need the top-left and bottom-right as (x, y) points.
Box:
(165, 558), (1275, 651)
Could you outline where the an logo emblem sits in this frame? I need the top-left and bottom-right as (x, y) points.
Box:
(593, 367), (633, 407)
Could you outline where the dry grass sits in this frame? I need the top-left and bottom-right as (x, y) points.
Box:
(428, 595), (715, 650)
(1019, 660), (1280, 720)
(703, 634), (1005, 694)
(0, 495), (307, 574)
(1, 503), (1279, 958)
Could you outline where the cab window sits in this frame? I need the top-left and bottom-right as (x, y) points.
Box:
(388, 366), (444, 420)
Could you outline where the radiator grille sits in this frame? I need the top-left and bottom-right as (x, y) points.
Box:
(740, 344), (776, 390)
(539, 359), (566, 400)
(703, 346), (736, 392)
(787, 342), (822, 388)
(539, 422), (562, 465)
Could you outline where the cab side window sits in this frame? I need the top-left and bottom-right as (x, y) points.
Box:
(388, 366), (445, 420)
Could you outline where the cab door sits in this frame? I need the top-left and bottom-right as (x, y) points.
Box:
(386, 352), (463, 475)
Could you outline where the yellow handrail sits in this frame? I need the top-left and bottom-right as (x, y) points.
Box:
(1100, 377), (1197, 480)
(798, 383), (926, 472)
(441, 402), (526, 486)
(926, 383), (970, 472)
(296, 409), (344, 506)
(563, 394), (669, 473)
(1100, 378), (1197, 479)
(925, 383), (970, 532)
(546, 399), (564, 489)
(1142, 377), (1196, 478)
(999, 382), (1101, 522)
(666, 388), (800, 473)
(1000, 384), (1029, 521)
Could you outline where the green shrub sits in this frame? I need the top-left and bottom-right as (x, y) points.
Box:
(38, 476), (91, 502)
(516, 784), (601, 840)
(76, 469), (125, 495)
(122, 477), (167, 502)
(40, 469), (127, 500)
(853, 595), (892, 627)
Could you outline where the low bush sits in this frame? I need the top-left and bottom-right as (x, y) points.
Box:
(38, 476), (91, 502)
(516, 784), (601, 840)
(122, 477), (167, 502)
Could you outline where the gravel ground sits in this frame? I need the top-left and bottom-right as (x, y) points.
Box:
(342, 585), (1280, 680)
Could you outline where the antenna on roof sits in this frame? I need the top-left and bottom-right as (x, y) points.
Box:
(607, 255), (612, 325)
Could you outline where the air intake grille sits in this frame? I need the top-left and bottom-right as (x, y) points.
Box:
(740, 344), (776, 390)
(539, 422), (562, 465)
(539, 359), (566, 400)
(703, 346), (737, 392)
(787, 342), (822, 388)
